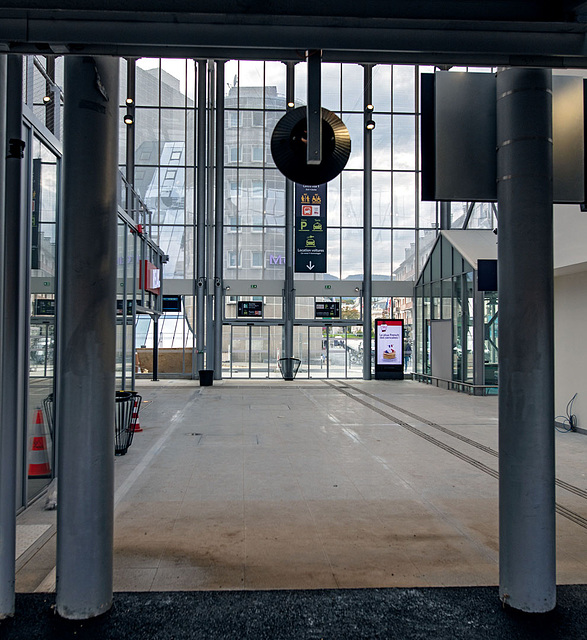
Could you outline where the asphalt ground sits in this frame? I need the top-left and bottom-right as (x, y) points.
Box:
(2, 586), (587, 639)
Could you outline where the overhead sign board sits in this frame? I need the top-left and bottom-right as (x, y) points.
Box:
(315, 301), (340, 319)
(295, 183), (327, 273)
(237, 301), (263, 317)
(374, 318), (404, 380)
(421, 72), (586, 204)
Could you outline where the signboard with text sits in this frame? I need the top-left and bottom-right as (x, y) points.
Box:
(140, 260), (161, 295)
(295, 183), (327, 273)
(315, 301), (340, 319)
(237, 301), (263, 318)
(374, 318), (404, 380)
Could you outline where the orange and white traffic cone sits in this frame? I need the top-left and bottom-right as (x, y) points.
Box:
(131, 396), (142, 432)
(28, 408), (51, 478)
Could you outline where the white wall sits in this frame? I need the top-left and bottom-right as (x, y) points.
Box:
(554, 268), (587, 429)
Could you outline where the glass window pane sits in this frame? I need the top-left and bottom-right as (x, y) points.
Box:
(342, 64), (363, 112)
(225, 60), (239, 99)
(393, 172), (416, 227)
(322, 63), (341, 112)
(160, 109), (185, 149)
(327, 175), (341, 228)
(295, 62), (307, 105)
(372, 228), (391, 280)
(136, 59), (160, 106)
(372, 113), (391, 170)
(373, 172), (392, 227)
(393, 65), (416, 113)
(327, 227), (341, 280)
(372, 64), (392, 112)
(393, 229), (415, 280)
(134, 108), (159, 164)
(341, 171), (363, 226)
(393, 114), (416, 170)
(238, 61), (264, 108)
(342, 229), (363, 279)
(265, 61), (286, 110)
(161, 59), (186, 107)
(265, 110), (284, 168)
(344, 113), (364, 170)
(264, 170), (286, 226)
(419, 199), (437, 229)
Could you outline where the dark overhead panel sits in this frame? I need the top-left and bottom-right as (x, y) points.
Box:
(1, 2), (587, 65)
(271, 107), (351, 185)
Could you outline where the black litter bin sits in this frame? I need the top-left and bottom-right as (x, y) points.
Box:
(115, 391), (135, 455)
(278, 357), (301, 381)
(199, 369), (214, 386)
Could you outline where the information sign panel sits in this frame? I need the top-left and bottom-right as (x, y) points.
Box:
(34, 299), (55, 316)
(162, 295), (182, 312)
(374, 318), (404, 380)
(237, 301), (263, 317)
(315, 301), (340, 319)
(295, 183), (327, 273)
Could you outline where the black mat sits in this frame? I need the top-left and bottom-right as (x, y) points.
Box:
(2, 586), (587, 639)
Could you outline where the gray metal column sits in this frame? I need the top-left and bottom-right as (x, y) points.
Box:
(213, 60), (225, 379)
(206, 62), (215, 371)
(196, 60), (207, 377)
(0, 54), (25, 620)
(56, 56), (119, 620)
(362, 65), (373, 380)
(440, 201), (451, 229)
(283, 62), (295, 365)
(497, 67), (555, 613)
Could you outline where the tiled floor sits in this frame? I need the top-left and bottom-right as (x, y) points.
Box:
(15, 379), (587, 592)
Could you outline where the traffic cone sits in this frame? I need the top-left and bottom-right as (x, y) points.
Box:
(28, 408), (51, 478)
(131, 395), (142, 432)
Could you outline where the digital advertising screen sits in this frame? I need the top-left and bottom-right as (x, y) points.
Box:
(374, 318), (404, 379)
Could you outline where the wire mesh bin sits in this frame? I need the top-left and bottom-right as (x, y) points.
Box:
(43, 391), (140, 456)
(278, 357), (301, 381)
(115, 391), (135, 455)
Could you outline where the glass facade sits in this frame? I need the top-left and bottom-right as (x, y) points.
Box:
(414, 233), (498, 393)
(125, 58), (443, 378)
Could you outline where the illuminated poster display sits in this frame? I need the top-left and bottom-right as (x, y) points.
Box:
(374, 318), (404, 380)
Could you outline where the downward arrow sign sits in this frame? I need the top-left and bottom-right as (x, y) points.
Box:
(307, 261), (315, 271)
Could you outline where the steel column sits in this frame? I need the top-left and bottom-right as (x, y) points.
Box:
(497, 67), (555, 613)
(214, 61), (225, 379)
(283, 62), (295, 365)
(0, 54), (25, 621)
(56, 56), (119, 620)
(306, 51), (322, 165)
(196, 60), (207, 377)
(206, 62), (215, 371)
(362, 65), (373, 380)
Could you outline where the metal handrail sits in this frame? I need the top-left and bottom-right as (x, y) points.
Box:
(414, 373), (498, 396)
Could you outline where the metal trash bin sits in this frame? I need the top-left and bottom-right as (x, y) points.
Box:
(199, 369), (214, 386)
(115, 391), (135, 455)
(278, 357), (301, 381)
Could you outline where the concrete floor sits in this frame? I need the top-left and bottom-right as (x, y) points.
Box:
(15, 379), (587, 593)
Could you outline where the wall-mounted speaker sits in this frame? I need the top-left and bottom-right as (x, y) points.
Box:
(271, 107), (351, 185)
